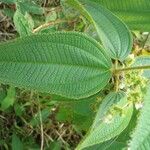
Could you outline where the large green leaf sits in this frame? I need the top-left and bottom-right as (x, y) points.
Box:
(0, 32), (112, 99)
(86, 108), (139, 150)
(67, 0), (133, 61)
(77, 92), (133, 149)
(129, 84), (150, 150)
(92, 0), (150, 31)
(133, 56), (150, 79)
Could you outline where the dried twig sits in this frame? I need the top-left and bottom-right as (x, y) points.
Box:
(38, 98), (44, 150)
(32, 19), (67, 33)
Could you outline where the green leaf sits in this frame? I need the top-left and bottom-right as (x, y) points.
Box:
(1, 87), (15, 110)
(83, 140), (125, 150)
(0, 87), (7, 103)
(56, 94), (98, 130)
(25, 13), (34, 30)
(49, 141), (61, 150)
(30, 108), (51, 127)
(92, 91), (125, 129)
(129, 84), (150, 150)
(56, 106), (72, 122)
(14, 103), (24, 117)
(67, 0), (133, 61)
(133, 56), (150, 79)
(12, 133), (23, 150)
(2, 8), (15, 18)
(13, 10), (33, 37)
(46, 10), (57, 23)
(0, 32), (112, 99)
(77, 92), (133, 149)
(0, 0), (15, 4)
(65, 0), (92, 21)
(86, 108), (139, 150)
(18, 1), (44, 15)
(115, 108), (139, 148)
(92, 0), (150, 31)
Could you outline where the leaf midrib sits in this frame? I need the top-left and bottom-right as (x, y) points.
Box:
(0, 61), (110, 71)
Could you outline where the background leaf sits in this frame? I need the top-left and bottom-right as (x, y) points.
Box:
(83, 140), (125, 150)
(91, 0), (150, 31)
(133, 56), (150, 79)
(29, 108), (51, 127)
(0, 86), (7, 103)
(17, 1), (44, 15)
(0, 32), (112, 99)
(56, 93), (99, 131)
(12, 133), (23, 150)
(2, 8), (15, 18)
(0, 0), (15, 4)
(129, 84), (150, 150)
(0, 87), (15, 110)
(13, 10), (33, 37)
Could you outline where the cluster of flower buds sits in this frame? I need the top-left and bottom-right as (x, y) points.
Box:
(124, 55), (147, 110)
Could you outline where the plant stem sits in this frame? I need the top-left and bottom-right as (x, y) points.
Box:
(142, 33), (150, 48)
(37, 94), (44, 150)
(114, 60), (119, 92)
(114, 65), (150, 73)
(32, 19), (67, 33)
(39, 106), (44, 150)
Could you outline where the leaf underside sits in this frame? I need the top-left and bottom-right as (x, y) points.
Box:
(92, 91), (126, 129)
(77, 92), (133, 149)
(0, 32), (112, 99)
(67, 0), (133, 61)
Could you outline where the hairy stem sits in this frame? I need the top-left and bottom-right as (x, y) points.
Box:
(114, 60), (119, 92)
(114, 65), (150, 73)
